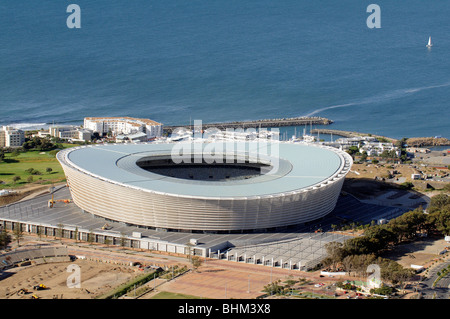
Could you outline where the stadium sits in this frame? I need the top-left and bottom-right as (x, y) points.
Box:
(57, 141), (353, 233)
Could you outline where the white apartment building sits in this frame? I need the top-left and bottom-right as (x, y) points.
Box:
(83, 117), (163, 140)
(0, 126), (25, 148)
(359, 142), (400, 157)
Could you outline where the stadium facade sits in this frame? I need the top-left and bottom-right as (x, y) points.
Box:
(57, 141), (352, 233)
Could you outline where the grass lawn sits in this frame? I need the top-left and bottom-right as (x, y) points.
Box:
(0, 147), (76, 189)
(292, 291), (336, 299)
(150, 291), (205, 299)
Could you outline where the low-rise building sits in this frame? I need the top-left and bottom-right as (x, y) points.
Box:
(84, 116), (163, 140)
(116, 132), (148, 143)
(49, 126), (92, 142)
(407, 147), (431, 154)
(359, 142), (400, 157)
(323, 136), (400, 160)
(0, 126), (25, 148)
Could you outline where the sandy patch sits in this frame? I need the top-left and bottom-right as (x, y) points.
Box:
(382, 238), (449, 268)
(0, 260), (135, 299)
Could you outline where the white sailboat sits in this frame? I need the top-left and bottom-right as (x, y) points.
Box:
(426, 36), (433, 48)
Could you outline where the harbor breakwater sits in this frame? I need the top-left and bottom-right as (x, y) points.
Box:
(310, 129), (398, 143)
(163, 116), (332, 134)
(311, 129), (450, 146)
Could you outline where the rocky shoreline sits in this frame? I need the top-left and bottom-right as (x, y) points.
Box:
(405, 137), (450, 147)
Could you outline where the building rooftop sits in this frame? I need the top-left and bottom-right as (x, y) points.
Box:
(84, 117), (162, 126)
(59, 141), (351, 199)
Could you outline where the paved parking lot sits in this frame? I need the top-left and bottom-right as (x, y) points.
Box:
(0, 185), (411, 269)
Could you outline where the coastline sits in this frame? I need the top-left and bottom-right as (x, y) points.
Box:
(311, 129), (450, 147)
(4, 116), (449, 147)
(310, 128), (399, 143)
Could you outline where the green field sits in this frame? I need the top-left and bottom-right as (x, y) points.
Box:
(0, 145), (75, 189)
(150, 291), (204, 299)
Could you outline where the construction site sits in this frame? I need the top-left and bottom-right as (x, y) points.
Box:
(0, 178), (431, 300)
(0, 149), (443, 299)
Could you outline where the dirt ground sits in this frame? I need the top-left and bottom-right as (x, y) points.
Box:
(0, 236), (349, 300)
(0, 234), (193, 300)
(382, 238), (450, 269)
(0, 183), (64, 206)
(2, 235), (448, 300)
(139, 259), (351, 299)
(346, 163), (418, 182)
(0, 259), (136, 299)
(141, 260), (286, 299)
(0, 255), (343, 300)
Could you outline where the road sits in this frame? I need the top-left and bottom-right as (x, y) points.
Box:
(418, 260), (450, 299)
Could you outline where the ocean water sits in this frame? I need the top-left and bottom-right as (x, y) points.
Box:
(0, 0), (449, 139)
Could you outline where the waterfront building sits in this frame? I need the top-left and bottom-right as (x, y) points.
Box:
(49, 126), (93, 142)
(83, 116), (163, 140)
(0, 126), (25, 148)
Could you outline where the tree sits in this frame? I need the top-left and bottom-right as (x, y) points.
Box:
(370, 285), (396, 296)
(435, 209), (450, 236)
(443, 183), (450, 192)
(376, 257), (415, 284)
(190, 256), (203, 271)
(22, 136), (55, 151)
(22, 141), (35, 150)
(343, 236), (374, 255)
(399, 182), (414, 190)
(428, 194), (450, 214)
(385, 208), (427, 242)
(395, 138), (407, 149)
(37, 225), (43, 240)
(0, 226), (11, 249)
(360, 151), (368, 162)
(12, 176), (21, 184)
(284, 276), (298, 289)
(347, 146), (360, 156)
(363, 225), (396, 251)
(11, 149), (20, 157)
(74, 226), (79, 243)
(263, 280), (284, 295)
(341, 254), (376, 277)
(13, 223), (24, 246)
(38, 141), (54, 151)
(120, 232), (127, 248)
(46, 167), (53, 174)
(56, 223), (64, 241)
(324, 242), (347, 271)
(87, 230), (95, 245)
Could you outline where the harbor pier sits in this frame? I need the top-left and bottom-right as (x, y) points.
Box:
(163, 116), (332, 134)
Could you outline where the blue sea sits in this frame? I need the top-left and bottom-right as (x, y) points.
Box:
(0, 0), (449, 139)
